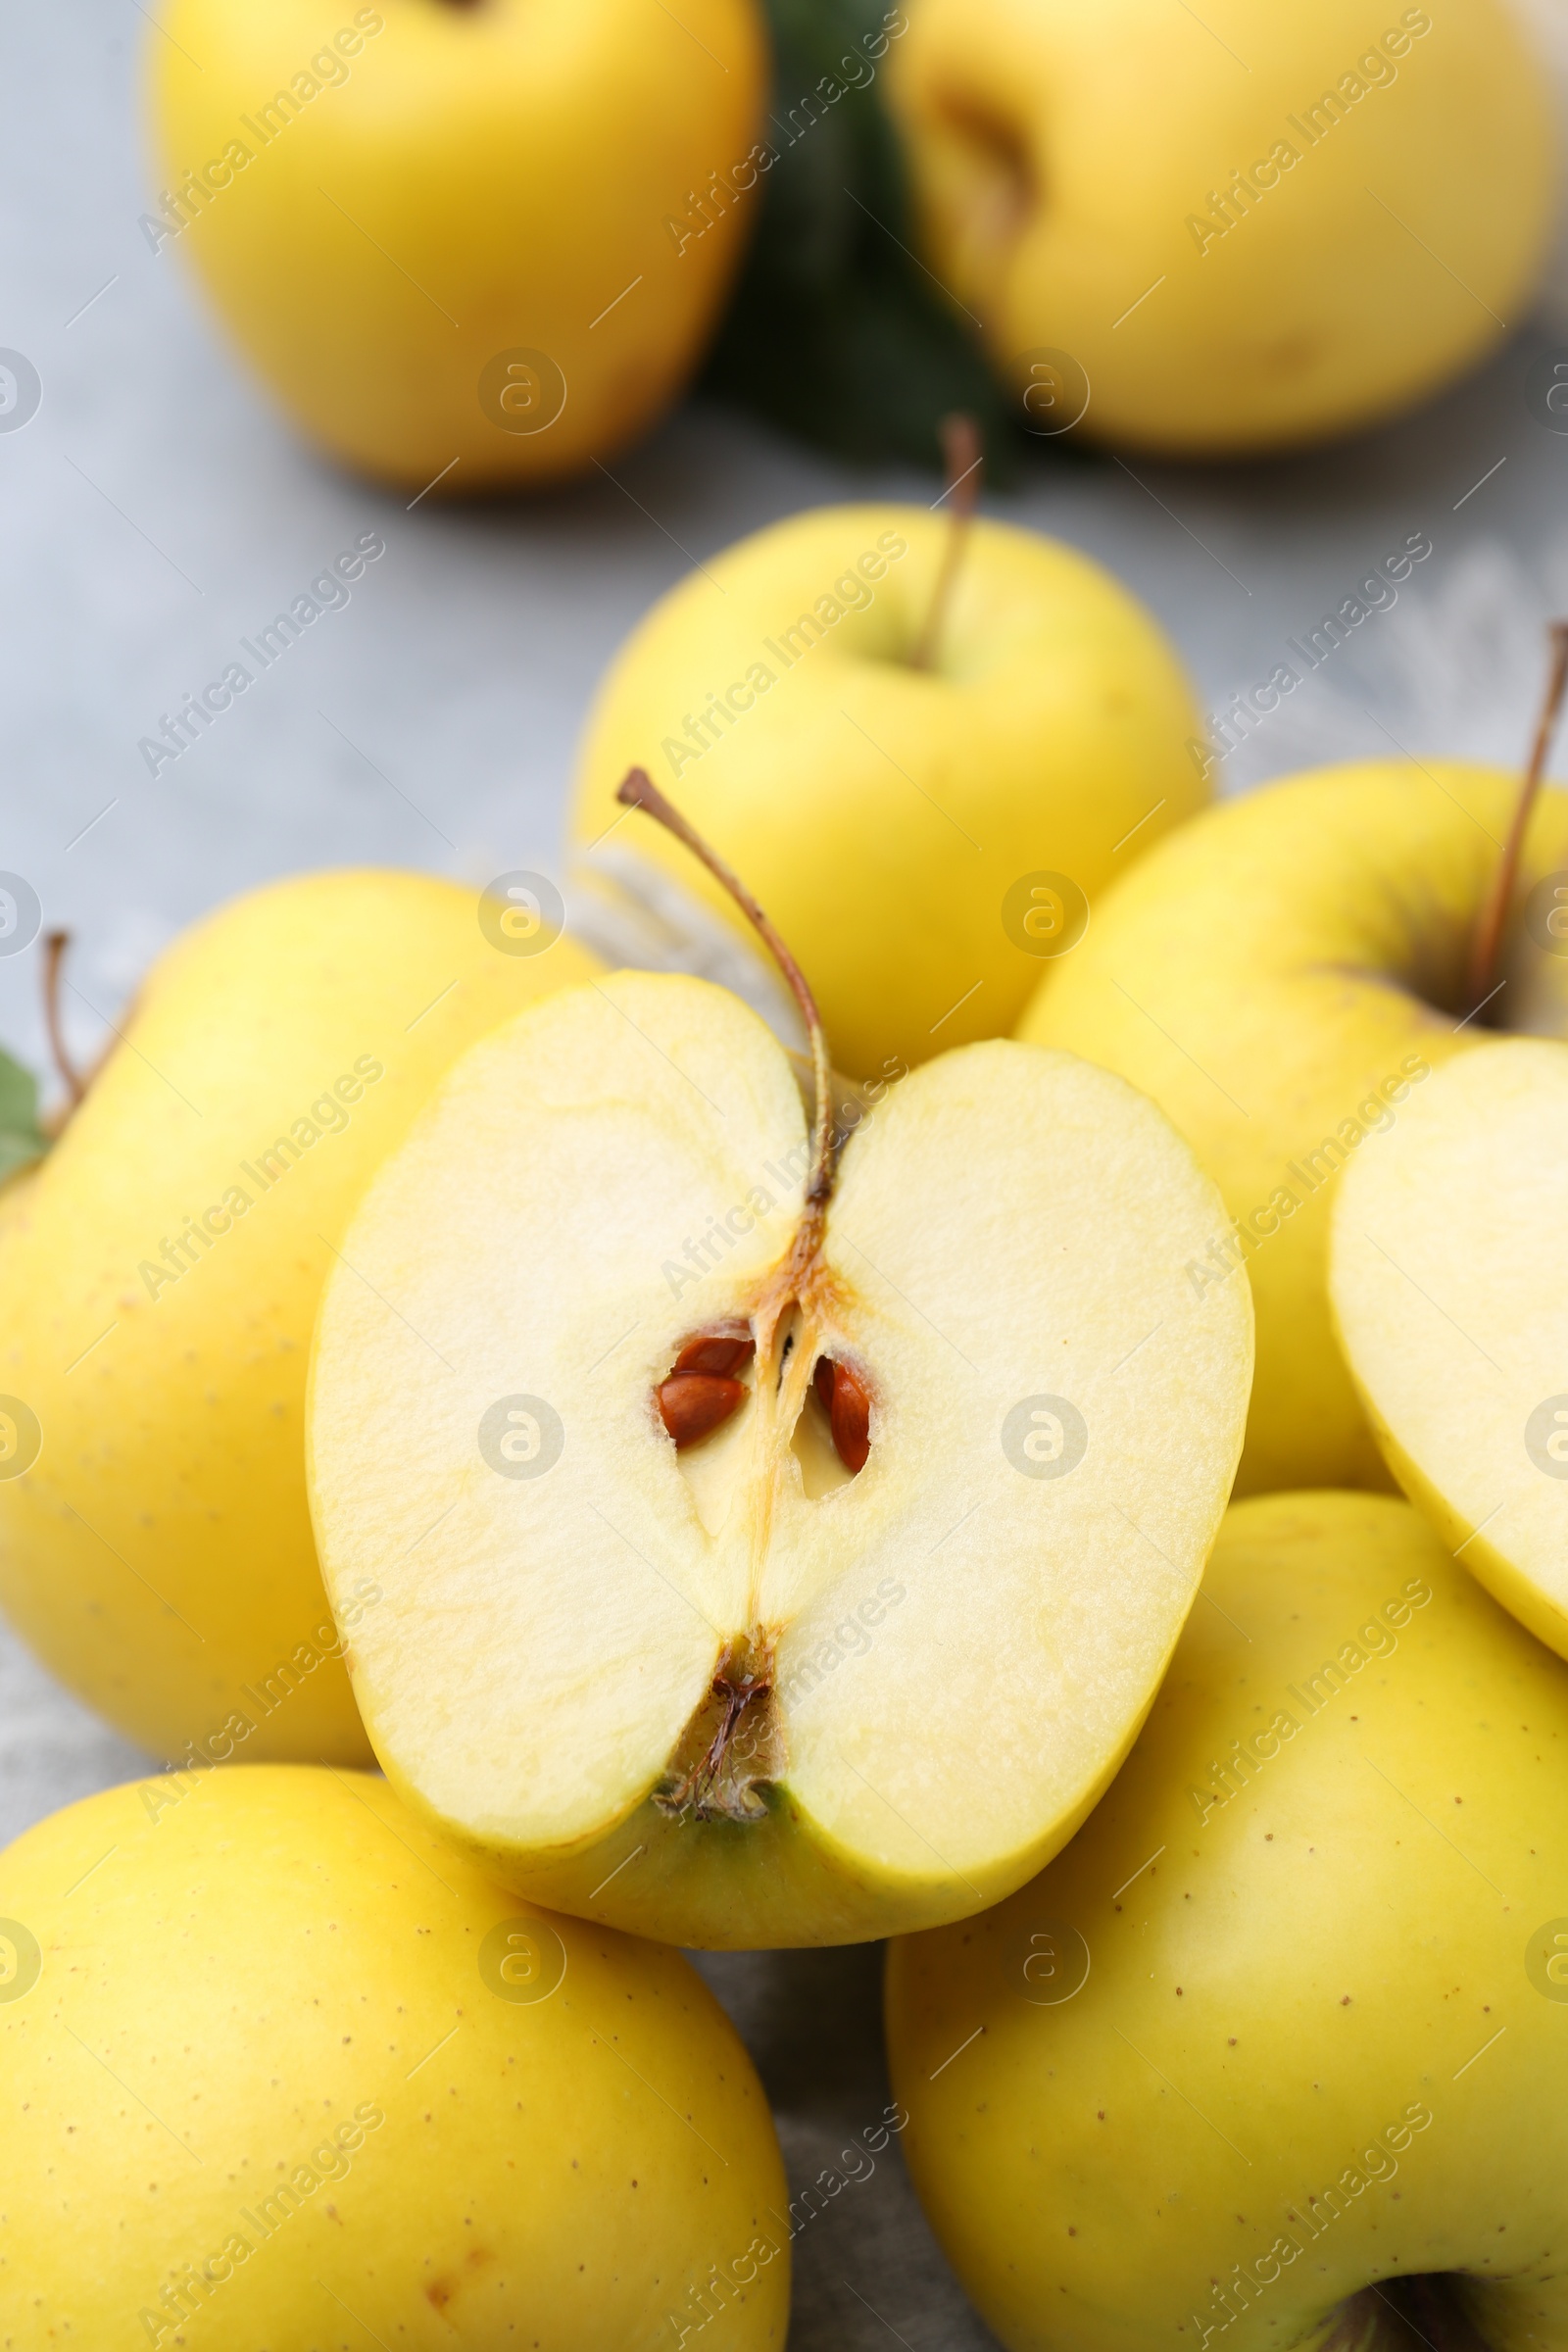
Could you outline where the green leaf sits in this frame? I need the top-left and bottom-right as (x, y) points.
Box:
(703, 0), (1024, 474)
(0, 1048), (49, 1185)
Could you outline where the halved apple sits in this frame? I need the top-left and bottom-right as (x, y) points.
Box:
(308, 971), (1251, 1947)
(1330, 1036), (1568, 1660)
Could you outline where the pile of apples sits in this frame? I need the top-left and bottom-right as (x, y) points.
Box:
(4, 0), (1568, 2344)
(5, 464), (1568, 2347)
(142, 0), (1556, 478)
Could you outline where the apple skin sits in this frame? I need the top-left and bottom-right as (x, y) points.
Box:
(1018, 760), (1568, 1495)
(149, 0), (764, 490)
(0, 871), (599, 1767)
(886, 1491), (1568, 2352)
(885, 0), (1556, 458)
(376, 1726), (1143, 1955)
(0, 1765), (789, 2349)
(570, 504), (1206, 1079)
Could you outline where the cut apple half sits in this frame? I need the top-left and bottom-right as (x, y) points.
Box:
(1331, 1036), (1568, 1661)
(308, 961), (1251, 1947)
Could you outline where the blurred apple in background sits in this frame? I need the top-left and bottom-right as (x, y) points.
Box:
(148, 0), (765, 490)
(570, 503), (1206, 1079)
(885, 0), (1556, 456)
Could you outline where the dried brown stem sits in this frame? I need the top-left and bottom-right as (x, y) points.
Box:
(41, 931), (86, 1108)
(656, 1641), (780, 1822)
(616, 768), (837, 1221)
(910, 412), (984, 674)
(1468, 617), (1568, 1006)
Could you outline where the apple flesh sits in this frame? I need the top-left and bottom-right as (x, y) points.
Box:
(0, 1765), (789, 2347)
(307, 971), (1251, 1948)
(569, 504), (1206, 1080)
(884, 0), (1555, 457)
(1331, 1037), (1568, 1661)
(887, 1490), (1568, 2352)
(1019, 760), (1568, 1494)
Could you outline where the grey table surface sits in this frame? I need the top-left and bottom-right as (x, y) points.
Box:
(6, 4), (1568, 2345)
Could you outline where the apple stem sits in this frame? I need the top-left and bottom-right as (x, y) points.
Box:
(909, 412), (984, 674)
(41, 930), (87, 1110)
(615, 768), (837, 1214)
(1467, 616), (1568, 1007)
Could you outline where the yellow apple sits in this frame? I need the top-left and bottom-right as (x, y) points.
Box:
(1018, 760), (1568, 1494)
(885, 0), (1556, 456)
(887, 1490), (1568, 2352)
(570, 504), (1206, 1080)
(148, 0), (764, 490)
(0, 870), (599, 1766)
(0, 1764), (789, 2348)
(308, 965), (1251, 1948)
(1331, 1036), (1568, 1662)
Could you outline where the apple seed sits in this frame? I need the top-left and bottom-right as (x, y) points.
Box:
(656, 1371), (747, 1449)
(814, 1355), (872, 1474)
(672, 1332), (756, 1379)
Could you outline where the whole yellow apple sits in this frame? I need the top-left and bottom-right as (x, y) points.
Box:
(885, 0), (1556, 456)
(0, 870), (599, 1766)
(148, 0), (765, 490)
(570, 504), (1206, 1079)
(887, 1491), (1568, 2352)
(0, 1765), (789, 2349)
(1018, 760), (1568, 1493)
